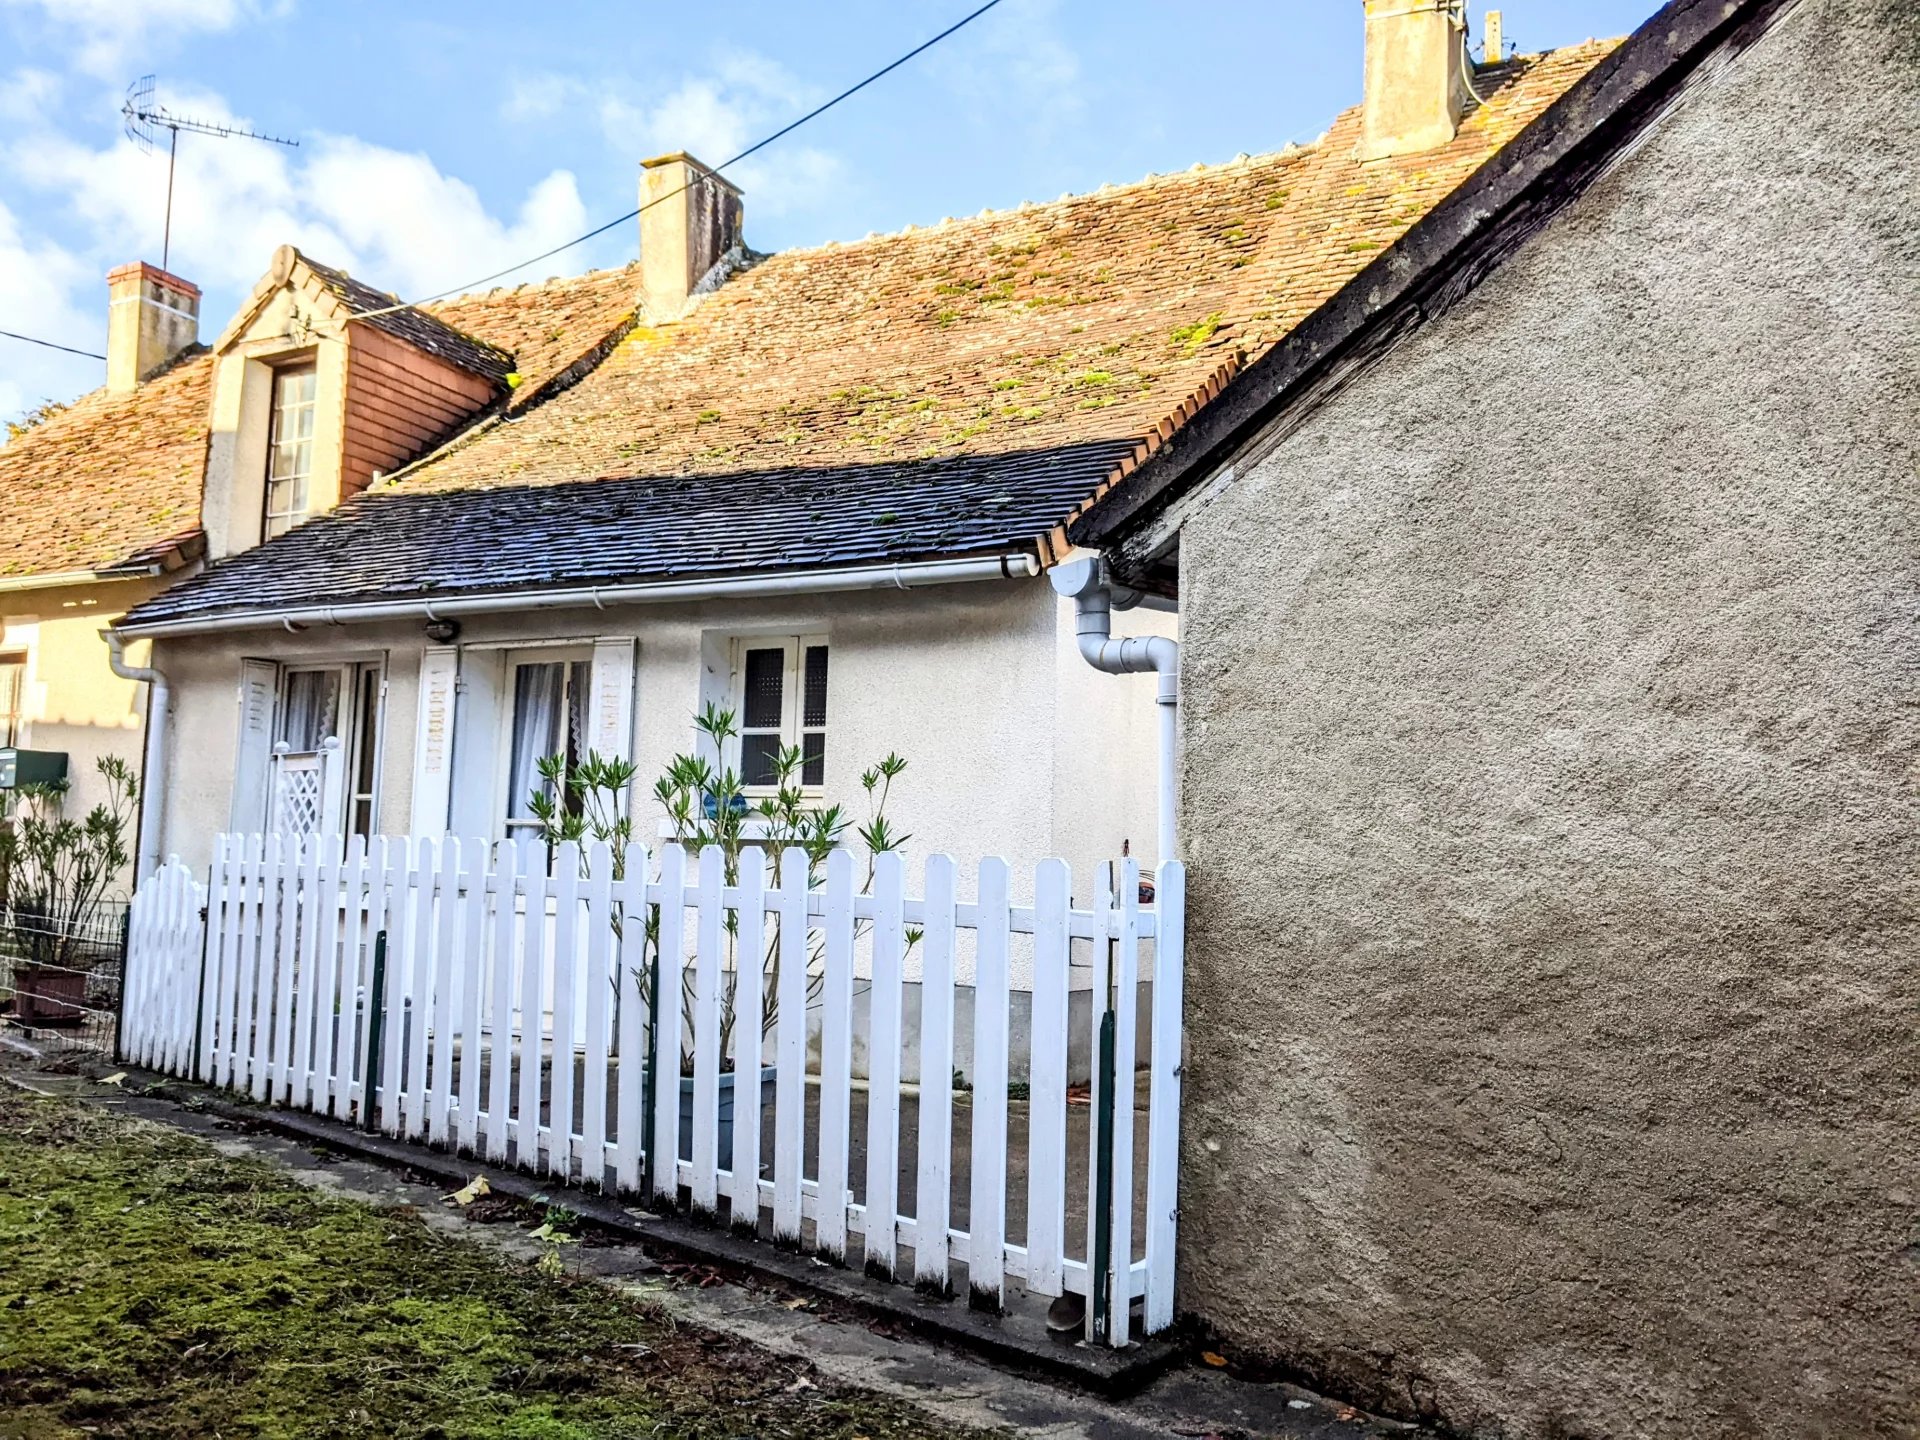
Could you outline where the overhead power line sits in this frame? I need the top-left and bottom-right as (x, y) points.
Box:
(350, 0), (1006, 322)
(0, 329), (107, 361)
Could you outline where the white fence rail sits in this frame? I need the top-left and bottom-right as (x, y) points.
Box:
(122, 834), (1185, 1343)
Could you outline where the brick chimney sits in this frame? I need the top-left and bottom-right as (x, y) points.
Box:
(106, 261), (201, 394)
(1359, 0), (1470, 161)
(639, 153), (744, 321)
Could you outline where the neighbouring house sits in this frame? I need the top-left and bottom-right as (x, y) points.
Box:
(106, 14), (1614, 1079)
(1067, 0), (1916, 1434)
(0, 264), (210, 867)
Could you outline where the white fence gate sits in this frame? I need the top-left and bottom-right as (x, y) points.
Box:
(122, 835), (1185, 1344)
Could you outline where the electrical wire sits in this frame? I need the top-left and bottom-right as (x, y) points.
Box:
(0, 329), (106, 360)
(349, 0), (1007, 323)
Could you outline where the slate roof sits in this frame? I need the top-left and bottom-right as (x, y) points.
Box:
(115, 444), (1134, 622)
(0, 349), (212, 580)
(299, 255), (516, 385)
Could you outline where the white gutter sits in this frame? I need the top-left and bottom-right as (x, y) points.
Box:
(103, 630), (169, 885)
(1049, 555), (1179, 865)
(114, 552), (1042, 640)
(1, 563), (165, 595)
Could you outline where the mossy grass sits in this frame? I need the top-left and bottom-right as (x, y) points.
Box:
(0, 1089), (994, 1440)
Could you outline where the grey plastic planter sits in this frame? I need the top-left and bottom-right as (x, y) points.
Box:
(679, 1064), (777, 1171)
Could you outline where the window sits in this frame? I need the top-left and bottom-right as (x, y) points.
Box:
(273, 662), (382, 839)
(263, 364), (318, 539)
(503, 655), (591, 835)
(0, 651), (24, 748)
(734, 637), (828, 791)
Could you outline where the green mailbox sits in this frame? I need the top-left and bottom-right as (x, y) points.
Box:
(0, 748), (68, 789)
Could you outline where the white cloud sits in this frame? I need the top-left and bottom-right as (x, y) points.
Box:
(0, 197), (99, 432)
(927, 0), (1082, 142)
(0, 78), (594, 416)
(597, 51), (844, 219)
(0, 0), (281, 79)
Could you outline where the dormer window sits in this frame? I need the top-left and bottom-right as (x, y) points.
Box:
(263, 364), (318, 539)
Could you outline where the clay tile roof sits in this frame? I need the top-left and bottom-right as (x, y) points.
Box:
(297, 253), (516, 385)
(0, 349), (212, 580)
(381, 44), (1616, 508)
(427, 264), (640, 410)
(118, 40), (1616, 622)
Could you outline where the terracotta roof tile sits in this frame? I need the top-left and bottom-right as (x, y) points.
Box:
(388, 45), (1616, 506)
(0, 349), (212, 579)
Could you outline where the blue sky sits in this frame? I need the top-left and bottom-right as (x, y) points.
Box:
(0, 0), (1657, 426)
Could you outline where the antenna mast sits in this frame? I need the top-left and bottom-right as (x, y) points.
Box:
(121, 75), (299, 271)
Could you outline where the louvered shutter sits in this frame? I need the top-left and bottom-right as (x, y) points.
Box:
(228, 658), (280, 834)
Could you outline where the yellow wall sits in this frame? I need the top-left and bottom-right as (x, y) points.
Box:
(2, 575), (166, 886)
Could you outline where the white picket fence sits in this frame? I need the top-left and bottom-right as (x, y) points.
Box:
(122, 834), (1186, 1343)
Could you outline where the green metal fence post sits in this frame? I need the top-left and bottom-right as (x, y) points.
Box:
(362, 931), (388, 1132)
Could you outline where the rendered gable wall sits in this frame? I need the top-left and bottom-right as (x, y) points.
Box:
(1171, 1), (1918, 1434)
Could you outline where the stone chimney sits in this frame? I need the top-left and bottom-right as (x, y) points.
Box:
(1359, 0), (1470, 162)
(105, 261), (201, 394)
(639, 153), (744, 320)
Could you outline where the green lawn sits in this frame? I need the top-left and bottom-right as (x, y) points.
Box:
(0, 1087), (990, 1440)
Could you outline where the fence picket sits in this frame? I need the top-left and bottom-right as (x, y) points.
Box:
(349, 836), (389, 1121)
(1026, 857), (1071, 1300)
(814, 848), (856, 1263)
(328, 838), (365, 1120)
(485, 840), (521, 1164)
(579, 841), (614, 1188)
(689, 845), (725, 1216)
(288, 836), (321, 1105)
(1107, 858), (1141, 1348)
(311, 840), (349, 1113)
(1083, 861), (1113, 1343)
(547, 840), (582, 1180)
(968, 856), (1011, 1309)
(1144, 859), (1185, 1334)
(730, 852), (768, 1230)
(241, 829), (280, 1098)
(516, 838), (551, 1169)
(864, 851), (906, 1279)
(914, 854), (958, 1293)
(198, 839), (228, 1082)
(377, 839), (411, 1135)
(299, 838), (338, 1109)
(261, 833), (295, 1102)
(770, 847), (809, 1245)
(613, 842), (650, 1193)
(456, 837), (491, 1154)
(649, 845), (688, 1203)
(425, 838), (463, 1144)
(398, 837), (437, 1139)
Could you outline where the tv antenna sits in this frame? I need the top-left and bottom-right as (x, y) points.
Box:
(121, 75), (298, 271)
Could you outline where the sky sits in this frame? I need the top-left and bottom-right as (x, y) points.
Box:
(0, 0), (1658, 429)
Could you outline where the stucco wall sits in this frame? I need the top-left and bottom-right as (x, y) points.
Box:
(1172, 4), (1917, 1436)
(151, 573), (1169, 996)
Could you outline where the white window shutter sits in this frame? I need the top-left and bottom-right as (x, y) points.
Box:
(229, 658), (280, 833)
(587, 637), (638, 762)
(447, 647), (506, 842)
(409, 646), (459, 838)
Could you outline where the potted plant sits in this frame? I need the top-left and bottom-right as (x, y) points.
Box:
(528, 703), (913, 1172)
(0, 758), (136, 1029)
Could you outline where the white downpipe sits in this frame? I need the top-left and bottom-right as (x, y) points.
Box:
(113, 552), (1041, 639)
(103, 630), (169, 885)
(1049, 556), (1179, 865)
